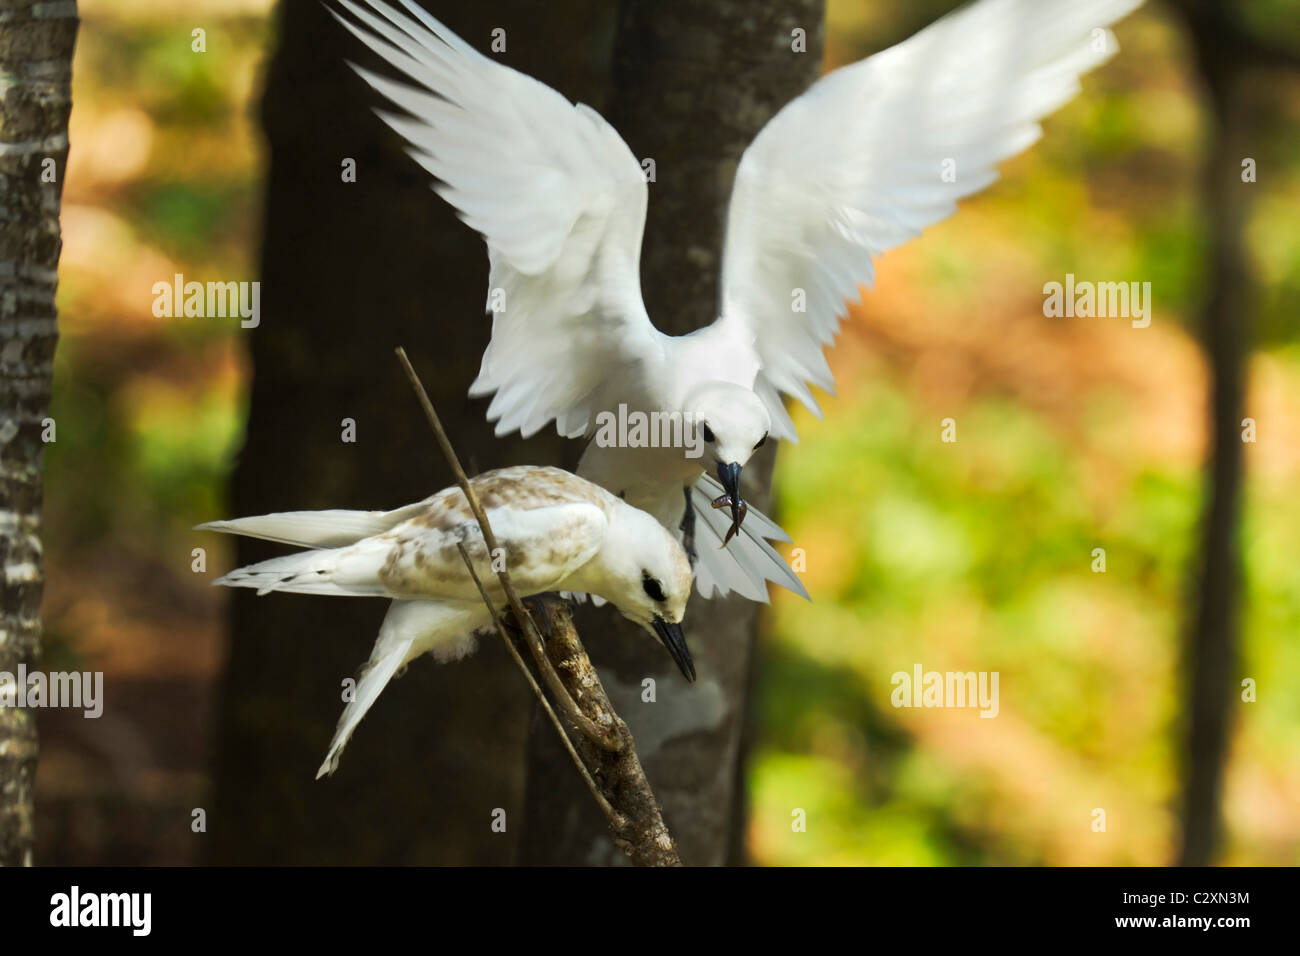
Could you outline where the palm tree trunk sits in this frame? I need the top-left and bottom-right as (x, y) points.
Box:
(0, 0), (79, 867)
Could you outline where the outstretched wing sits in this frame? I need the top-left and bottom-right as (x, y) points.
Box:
(332, 0), (664, 438)
(717, 0), (1143, 437)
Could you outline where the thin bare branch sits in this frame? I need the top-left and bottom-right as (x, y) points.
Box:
(395, 346), (680, 866)
(395, 346), (617, 749)
(456, 542), (625, 829)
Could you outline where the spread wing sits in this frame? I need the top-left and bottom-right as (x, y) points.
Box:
(332, 0), (665, 438)
(717, 0), (1144, 437)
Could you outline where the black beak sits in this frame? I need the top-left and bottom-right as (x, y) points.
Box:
(715, 461), (746, 544)
(652, 616), (695, 682)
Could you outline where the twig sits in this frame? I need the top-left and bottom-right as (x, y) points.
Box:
(395, 347), (617, 750)
(395, 346), (680, 865)
(456, 542), (625, 828)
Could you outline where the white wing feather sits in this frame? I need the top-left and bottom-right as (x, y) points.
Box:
(332, 0), (663, 439)
(688, 480), (808, 603)
(717, 0), (1144, 434)
(213, 501), (608, 602)
(195, 503), (428, 549)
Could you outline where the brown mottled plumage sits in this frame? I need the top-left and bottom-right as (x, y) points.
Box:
(199, 465), (693, 777)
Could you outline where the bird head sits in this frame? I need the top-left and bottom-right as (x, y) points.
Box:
(596, 503), (696, 681)
(686, 382), (770, 543)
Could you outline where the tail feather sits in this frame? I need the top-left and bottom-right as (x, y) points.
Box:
(197, 502), (427, 550)
(689, 480), (809, 602)
(213, 546), (388, 597)
(694, 473), (792, 542)
(316, 599), (473, 778)
(691, 498), (770, 602)
(317, 635), (414, 779)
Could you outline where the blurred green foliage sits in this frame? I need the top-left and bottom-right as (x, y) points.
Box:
(40, 0), (1300, 865)
(41, 6), (262, 694)
(748, 0), (1300, 867)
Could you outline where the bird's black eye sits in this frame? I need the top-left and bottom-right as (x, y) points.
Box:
(702, 423), (716, 443)
(641, 572), (666, 603)
(754, 434), (767, 450)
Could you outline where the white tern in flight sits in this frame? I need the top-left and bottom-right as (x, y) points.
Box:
(330, 0), (1144, 602)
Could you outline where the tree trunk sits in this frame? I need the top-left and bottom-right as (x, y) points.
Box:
(207, 0), (608, 865)
(1170, 0), (1256, 867)
(520, 0), (825, 867)
(0, 0), (78, 868)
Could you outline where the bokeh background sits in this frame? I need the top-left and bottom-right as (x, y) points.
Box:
(37, 0), (1300, 864)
